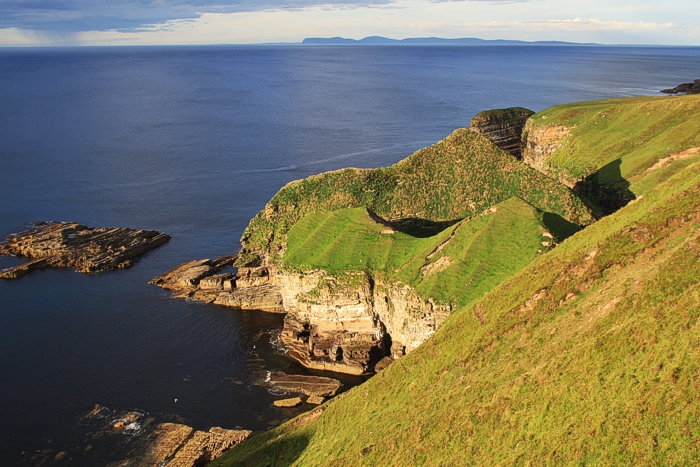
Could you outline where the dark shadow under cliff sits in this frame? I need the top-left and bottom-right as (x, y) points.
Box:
(573, 159), (635, 216)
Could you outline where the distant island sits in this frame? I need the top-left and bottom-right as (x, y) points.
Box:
(302, 36), (598, 46)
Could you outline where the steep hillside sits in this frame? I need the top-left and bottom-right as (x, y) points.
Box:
(237, 128), (595, 266)
(214, 146), (700, 466)
(523, 94), (700, 213)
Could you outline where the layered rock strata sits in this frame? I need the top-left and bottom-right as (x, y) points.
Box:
(0, 222), (170, 279)
(149, 257), (284, 312)
(151, 258), (449, 374)
(470, 107), (535, 159)
(278, 270), (451, 375)
(137, 423), (251, 467)
(521, 120), (576, 186)
(267, 372), (342, 397)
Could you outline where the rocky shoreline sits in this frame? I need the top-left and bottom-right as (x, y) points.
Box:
(148, 256), (284, 312)
(149, 254), (452, 375)
(148, 107), (549, 376)
(661, 79), (700, 95)
(0, 222), (170, 279)
(147, 107), (546, 377)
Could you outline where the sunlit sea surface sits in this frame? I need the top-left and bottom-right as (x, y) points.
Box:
(1, 44), (699, 465)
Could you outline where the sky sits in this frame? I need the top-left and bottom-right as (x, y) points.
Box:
(0, 0), (698, 47)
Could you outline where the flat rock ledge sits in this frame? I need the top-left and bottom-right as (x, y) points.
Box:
(273, 397), (303, 408)
(267, 371), (342, 397)
(136, 423), (251, 467)
(149, 256), (284, 312)
(0, 222), (170, 280)
(306, 395), (326, 405)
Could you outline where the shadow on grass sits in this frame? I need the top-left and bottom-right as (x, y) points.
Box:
(214, 431), (311, 467)
(367, 209), (459, 238)
(541, 212), (582, 242)
(573, 158), (635, 216)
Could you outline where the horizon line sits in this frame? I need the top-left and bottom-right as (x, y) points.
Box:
(2, 35), (700, 49)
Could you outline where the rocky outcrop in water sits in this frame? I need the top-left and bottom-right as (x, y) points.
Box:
(267, 372), (342, 397)
(470, 107), (535, 159)
(661, 79), (700, 95)
(0, 222), (170, 280)
(149, 257), (284, 312)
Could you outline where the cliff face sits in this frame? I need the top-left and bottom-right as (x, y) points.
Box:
(521, 119), (576, 185)
(277, 269), (451, 374)
(469, 107), (535, 159)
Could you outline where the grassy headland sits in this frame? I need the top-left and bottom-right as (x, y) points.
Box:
(237, 128), (595, 266)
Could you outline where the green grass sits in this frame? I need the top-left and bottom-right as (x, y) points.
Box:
(283, 197), (548, 308)
(214, 155), (700, 467)
(237, 128), (595, 266)
(525, 94), (700, 193)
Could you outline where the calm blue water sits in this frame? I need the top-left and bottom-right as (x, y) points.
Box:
(1, 45), (699, 465)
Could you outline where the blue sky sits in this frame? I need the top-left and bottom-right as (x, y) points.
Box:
(0, 0), (698, 46)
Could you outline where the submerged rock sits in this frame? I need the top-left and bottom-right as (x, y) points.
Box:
(267, 372), (342, 397)
(273, 397), (303, 408)
(0, 222), (170, 280)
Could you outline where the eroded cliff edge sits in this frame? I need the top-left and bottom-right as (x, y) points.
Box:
(153, 116), (597, 374)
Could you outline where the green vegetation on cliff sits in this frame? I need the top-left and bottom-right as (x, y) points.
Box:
(524, 94), (700, 213)
(283, 198), (549, 308)
(215, 134), (700, 467)
(237, 128), (595, 265)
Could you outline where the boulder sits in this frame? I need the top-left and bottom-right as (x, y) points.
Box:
(374, 356), (394, 372)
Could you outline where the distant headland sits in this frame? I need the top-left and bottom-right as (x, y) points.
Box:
(302, 36), (599, 46)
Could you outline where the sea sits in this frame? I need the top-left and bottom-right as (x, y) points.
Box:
(1, 44), (699, 465)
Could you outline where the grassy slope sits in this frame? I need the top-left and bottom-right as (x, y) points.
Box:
(215, 158), (700, 466)
(238, 129), (595, 265)
(283, 198), (549, 308)
(526, 94), (700, 192)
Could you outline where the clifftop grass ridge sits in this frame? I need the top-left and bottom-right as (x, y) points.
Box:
(237, 128), (595, 266)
